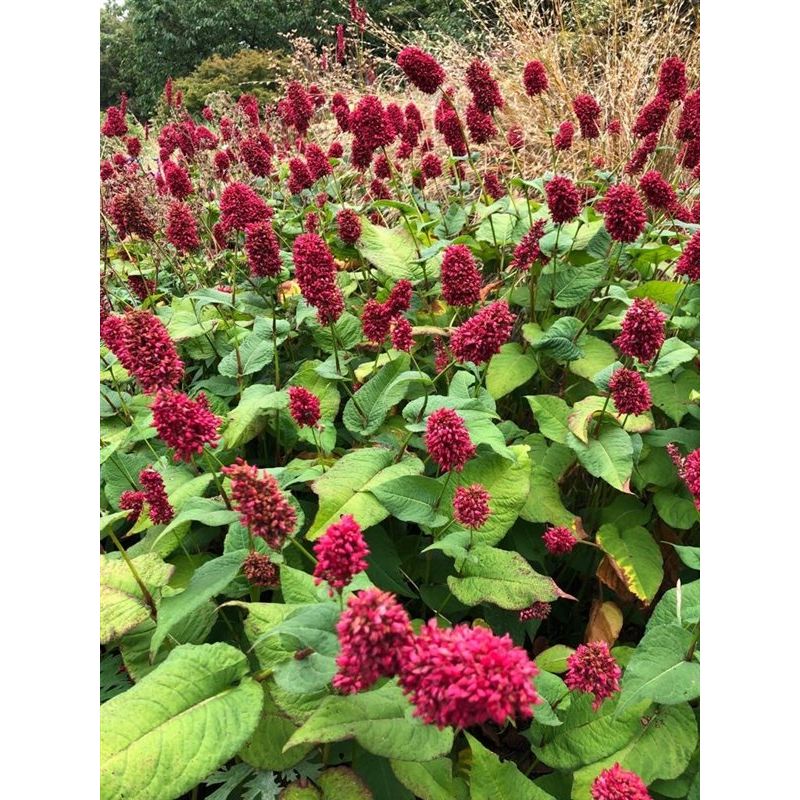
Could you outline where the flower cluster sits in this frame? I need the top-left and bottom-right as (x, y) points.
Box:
(151, 390), (222, 462)
(453, 484), (491, 529)
(397, 47), (446, 94)
(511, 220), (547, 271)
(313, 515), (370, 594)
(565, 641), (622, 710)
(450, 300), (515, 364)
(139, 468), (174, 524)
(543, 526), (577, 555)
(545, 175), (582, 224)
(245, 220), (282, 278)
(288, 386), (321, 428)
(598, 183), (647, 243)
(333, 589), (414, 693)
(667, 445), (700, 509)
(609, 368), (652, 416)
(101, 311), (184, 393)
(292, 233), (344, 325)
(614, 298), (667, 363)
(399, 619), (540, 729)
(519, 602), (551, 622)
(572, 94), (602, 139)
(222, 458), (298, 549)
(219, 182), (271, 233)
(242, 552), (280, 588)
(466, 59), (504, 113)
(523, 60), (549, 96)
(591, 764), (652, 800)
(441, 244), (482, 307)
(425, 407), (476, 473)
(676, 231), (700, 282)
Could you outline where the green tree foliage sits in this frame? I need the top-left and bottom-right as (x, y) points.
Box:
(175, 50), (291, 115)
(100, 1), (136, 111)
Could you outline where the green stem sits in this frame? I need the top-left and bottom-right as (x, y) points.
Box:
(107, 528), (158, 620)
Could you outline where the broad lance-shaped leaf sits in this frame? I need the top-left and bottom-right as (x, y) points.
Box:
(486, 343), (538, 399)
(566, 427), (633, 492)
(370, 474), (449, 527)
(569, 703), (698, 800)
(100, 643), (263, 800)
(284, 680), (454, 761)
(534, 695), (646, 771)
(100, 553), (173, 644)
(224, 384), (288, 449)
(436, 446), (531, 547)
(646, 579), (700, 631)
(595, 524), (663, 604)
(342, 354), (416, 437)
(150, 550), (248, 656)
(616, 624), (700, 716)
(308, 449), (423, 539)
(238, 684), (313, 772)
(568, 396), (654, 444)
(531, 317), (584, 362)
(447, 545), (567, 610)
(466, 733), (556, 800)
(520, 466), (580, 530)
(391, 758), (469, 800)
(356, 219), (423, 281)
(526, 395), (571, 444)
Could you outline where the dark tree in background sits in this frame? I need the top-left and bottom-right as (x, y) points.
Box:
(100, 0), (476, 117)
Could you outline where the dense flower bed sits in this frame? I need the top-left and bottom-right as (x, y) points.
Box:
(100, 33), (699, 800)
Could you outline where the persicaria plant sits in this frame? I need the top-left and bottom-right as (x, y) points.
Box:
(100, 16), (699, 800)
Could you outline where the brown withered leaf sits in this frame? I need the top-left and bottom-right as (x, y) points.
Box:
(596, 555), (637, 604)
(479, 280), (504, 300)
(585, 599), (624, 646)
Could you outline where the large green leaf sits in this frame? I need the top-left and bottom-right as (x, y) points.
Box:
(466, 733), (555, 800)
(568, 336), (618, 380)
(647, 338), (698, 377)
(616, 625), (700, 715)
(568, 396), (654, 444)
(356, 220), (422, 281)
(570, 704), (698, 800)
(391, 759), (468, 800)
(150, 550), (248, 656)
(486, 344), (538, 399)
(520, 466), (580, 529)
(448, 545), (563, 609)
(537, 261), (607, 310)
(342, 354), (413, 436)
(224, 384), (288, 449)
(100, 554), (173, 644)
(532, 317), (584, 362)
(646, 580), (700, 631)
(100, 643), (263, 800)
(647, 371), (699, 424)
(653, 489), (700, 529)
(284, 680), (454, 761)
(308, 449), (423, 539)
(238, 685), (313, 771)
(566, 427), (633, 492)
(370, 475), (449, 527)
(595, 525), (664, 603)
(218, 333), (273, 378)
(534, 695), (645, 770)
(436, 446), (531, 546)
(526, 396), (571, 444)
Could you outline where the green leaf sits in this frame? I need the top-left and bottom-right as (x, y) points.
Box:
(568, 396), (654, 444)
(225, 384), (288, 449)
(647, 338), (698, 377)
(570, 704), (698, 799)
(370, 475), (449, 527)
(566, 427), (634, 492)
(535, 645), (576, 674)
(653, 489), (700, 529)
(436, 446), (532, 546)
(284, 680), (454, 761)
(532, 317), (584, 362)
(119, 602), (217, 681)
(308, 449), (424, 539)
(568, 336), (619, 380)
(476, 212), (516, 246)
(531, 671), (569, 726)
(356, 220), (423, 281)
(310, 312), (363, 353)
(448, 545), (563, 609)
(100, 554), (173, 644)
(537, 261), (607, 310)
(150, 550), (248, 656)
(317, 767), (374, 800)
(617, 625), (699, 716)
(647, 580), (700, 631)
(219, 333), (274, 378)
(629, 281), (684, 305)
(526, 395), (571, 444)
(466, 733), (555, 800)
(647, 371), (699, 424)
(342, 355), (413, 436)
(100, 643), (263, 800)
(520, 466), (580, 529)
(486, 344), (539, 399)
(391, 759), (468, 800)
(671, 544), (700, 570)
(238, 685), (313, 771)
(595, 525), (664, 603)
(534, 696), (644, 771)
